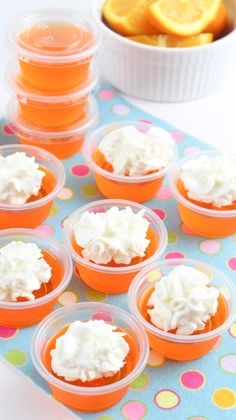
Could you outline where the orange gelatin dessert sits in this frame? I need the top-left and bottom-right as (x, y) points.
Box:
(72, 225), (159, 294)
(42, 324), (138, 411)
(0, 166), (56, 229)
(0, 250), (64, 328)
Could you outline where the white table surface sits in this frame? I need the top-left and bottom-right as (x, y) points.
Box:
(0, 1), (236, 419)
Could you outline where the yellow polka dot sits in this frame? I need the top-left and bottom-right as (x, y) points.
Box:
(147, 269), (162, 283)
(155, 389), (180, 409)
(212, 388), (236, 409)
(229, 322), (236, 338)
(148, 350), (165, 367)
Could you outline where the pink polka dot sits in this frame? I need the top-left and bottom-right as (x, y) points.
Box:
(180, 370), (205, 390)
(138, 119), (152, 125)
(200, 239), (221, 254)
(189, 417), (207, 420)
(71, 164), (90, 177)
(156, 186), (172, 200)
(228, 257), (236, 271)
(92, 312), (113, 323)
(112, 104), (130, 116)
(121, 401), (146, 420)
(219, 354), (236, 374)
(152, 208), (166, 220)
(0, 325), (18, 339)
(35, 225), (54, 235)
(181, 224), (194, 235)
(171, 131), (185, 142)
(184, 145), (203, 157)
(2, 123), (15, 135)
(165, 251), (185, 259)
(99, 89), (115, 100)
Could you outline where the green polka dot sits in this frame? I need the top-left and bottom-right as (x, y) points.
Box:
(97, 417), (114, 420)
(49, 203), (59, 217)
(130, 372), (149, 391)
(168, 231), (177, 244)
(85, 289), (107, 302)
(80, 183), (100, 198)
(5, 349), (26, 366)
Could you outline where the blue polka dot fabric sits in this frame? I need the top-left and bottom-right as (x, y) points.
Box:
(0, 83), (235, 420)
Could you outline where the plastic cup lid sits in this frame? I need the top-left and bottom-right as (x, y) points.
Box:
(6, 60), (99, 102)
(8, 9), (103, 63)
(7, 95), (99, 141)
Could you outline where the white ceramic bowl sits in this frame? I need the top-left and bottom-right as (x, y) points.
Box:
(93, 0), (236, 102)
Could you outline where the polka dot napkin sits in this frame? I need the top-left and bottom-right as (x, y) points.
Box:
(0, 83), (235, 419)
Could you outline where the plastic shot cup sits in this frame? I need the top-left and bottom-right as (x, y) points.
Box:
(63, 199), (168, 294)
(0, 144), (65, 229)
(169, 150), (236, 237)
(8, 96), (99, 160)
(128, 258), (236, 361)
(83, 121), (178, 203)
(7, 60), (99, 128)
(8, 9), (102, 92)
(31, 302), (149, 411)
(0, 228), (73, 328)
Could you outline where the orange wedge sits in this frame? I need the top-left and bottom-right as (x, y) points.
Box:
(128, 33), (213, 47)
(205, 2), (228, 39)
(147, 0), (221, 36)
(102, 0), (158, 36)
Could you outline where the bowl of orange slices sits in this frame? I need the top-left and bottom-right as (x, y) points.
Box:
(93, 0), (236, 101)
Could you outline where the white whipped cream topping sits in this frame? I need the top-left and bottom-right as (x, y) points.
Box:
(0, 152), (45, 205)
(0, 241), (52, 301)
(98, 126), (175, 176)
(148, 265), (219, 335)
(73, 206), (150, 265)
(180, 155), (236, 208)
(51, 320), (130, 382)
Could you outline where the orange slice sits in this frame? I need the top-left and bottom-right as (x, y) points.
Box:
(147, 0), (221, 36)
(102, 0), (158, 36)
(205, 2), (228, 39)
(128, 33), (213, 47)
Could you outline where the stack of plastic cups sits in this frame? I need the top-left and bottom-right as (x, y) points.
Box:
(6, 9), (102, 159)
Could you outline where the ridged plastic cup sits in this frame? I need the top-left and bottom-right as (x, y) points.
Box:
(0, 228), (73, 328)
(128, 258), (236, 361)
(83, 121), (178, 203)
(31, 302), (149, 412)
(63, 199), (168, 294)
(169, 150), (236, 237)
(7, 60), (99, 128)
(8, 9), (102, 92)
(8, 96), (99, 160)
(0, 144), (65, 228)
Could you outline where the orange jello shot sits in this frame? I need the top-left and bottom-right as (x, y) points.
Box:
(0, 144), (65, 229)
(0, 228), (73, 328)
(8, 9), (102, 92)
(169, 150), (236, 237)
(8, 96), (98, 159)
(128, 258), (236, 361)
(63, 199), (168, 294)
(31, 302), (149, 412)
(7, 61), (99, 128)
(83, 121), (178, 202)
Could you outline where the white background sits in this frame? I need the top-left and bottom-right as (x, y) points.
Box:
(0, 0), (236, 419)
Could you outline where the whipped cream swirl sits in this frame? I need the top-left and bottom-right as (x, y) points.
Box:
(51, 320), (130, 382)
(0, 241), (52, 301)
(0, 152), (45, 205)
(180, 155), (236, 208)
(98, 125), (175, 176)
(148, 265), (219, 335)
(73, 206), (150, 265)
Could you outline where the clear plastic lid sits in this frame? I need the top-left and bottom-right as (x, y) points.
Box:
(7, 95), (99, 141)
(8, 9), (103, 63)
(6, 60), (99, 102)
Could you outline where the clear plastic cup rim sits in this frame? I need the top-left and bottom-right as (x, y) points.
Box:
(63, 199), (168, 274)
(31, 302), (149, 395)
(0, 228), (73, 309)
(8, 8), (103, 63)
(6, 60), (100, 102)
(128, 258), (236, 343)
(169, 150), (236, 218)
(83, 121), (179, 183)
(7, 95), (99, 141)
(0, 144), (65, 211)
